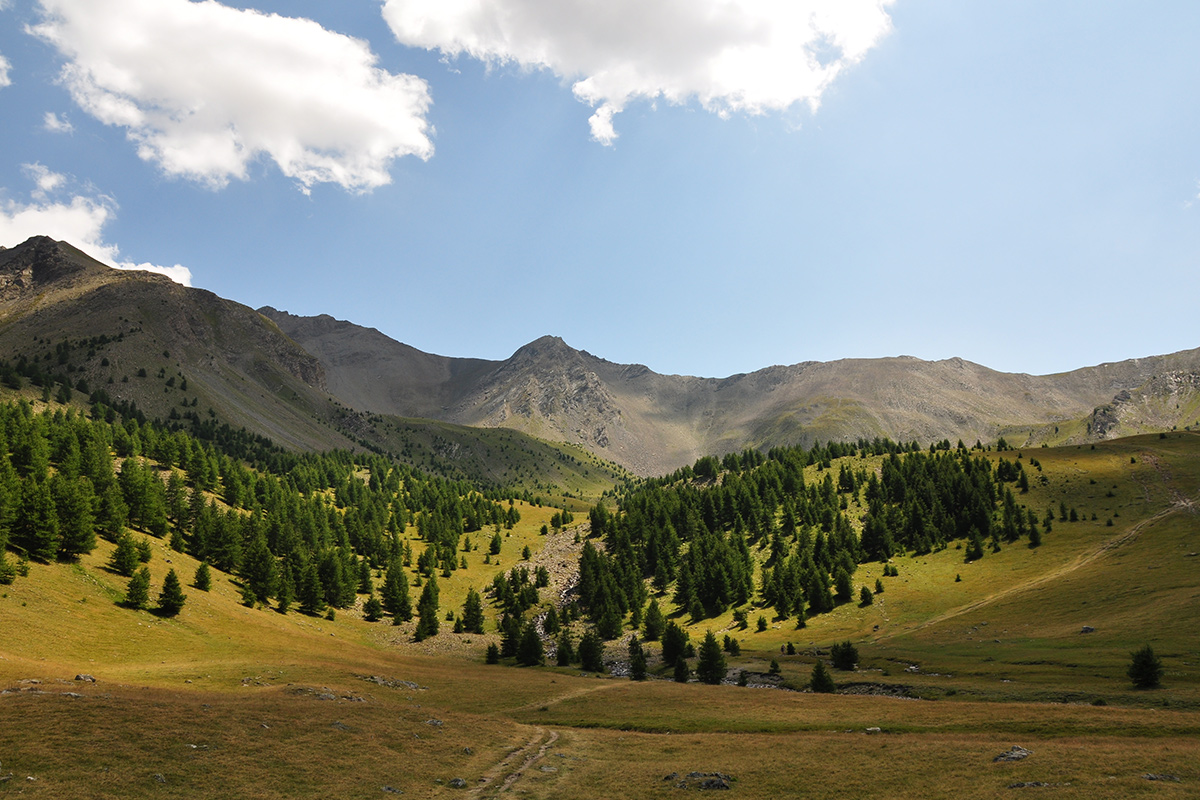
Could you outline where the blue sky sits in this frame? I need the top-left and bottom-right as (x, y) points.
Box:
(1, 1), (1197, 380)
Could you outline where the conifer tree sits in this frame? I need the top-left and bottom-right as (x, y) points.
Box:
(696, 630), (727, 685)
(673, 657), (690, 683)
(125, 566), (151, 609)
(52, 475), (96, 559)
(298, 560), (325, 615)
(462, 587), (485, 634)
(661, 621), (690, 666)
(556, 631), (575, 666)
(578, 629), (605, 672)
(485, 643), (500, 664)
(1128, 645), (1164, 689)
(363, 593), (384, 622)
(517, 623), (544, 666)
(240, 532), (277, 604)
(381, 559), (412, 621)
(276, 562), (295, 613)
(628, 634), (647, 681)
(414, 574), (440, 640)
(810, 659), (836, 693)
(194, 561), (212, 591)
(109, 532), (140, 577)
(157, 568), (186, 616)
(14, 478), (59, 561)
(643, 597), (665, 641)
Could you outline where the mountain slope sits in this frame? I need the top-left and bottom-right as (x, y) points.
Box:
(265, 308), (1200, 475)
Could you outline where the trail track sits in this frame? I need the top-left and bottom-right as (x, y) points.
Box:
(471, 726), (559, 797)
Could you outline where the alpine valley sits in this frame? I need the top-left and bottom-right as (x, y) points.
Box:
(0, 236), (1197, 799)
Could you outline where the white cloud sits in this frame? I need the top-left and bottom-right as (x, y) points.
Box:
(30, 0), (434, 192)
(43, 111), (74, 133)
(1, 165), (193, 286)
(382, 0), (894, 144)
(0, 53), (11, 88)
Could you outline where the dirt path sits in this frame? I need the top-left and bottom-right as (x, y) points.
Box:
(471, 726), (559, 797)
(505, 678), (621, 714)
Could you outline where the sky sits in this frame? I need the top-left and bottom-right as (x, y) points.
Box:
(0, 0), (1197, 380)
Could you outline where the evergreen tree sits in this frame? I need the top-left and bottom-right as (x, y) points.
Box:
(194, 561), (212, 591)
(628, 634), (647, 681)
(673, 657), (690, 683)
(517, 623), (544, 666)
(276, 562), (295, 613)
(363, 593), (384, 622)
(109, 533), (140, 577)
(859, 585), (873, 606)
(578, 629), (605, 672)
(52, 475), (96, 559)
(240, 532), (277, 604)
(695, 630), (727, 685)
(298, 559), (325, 615)
(1128, 645), (1164, 689)
(485, 643), (500, 664)
(381, 559), (412, 621)
(414, 574), (440, 640)
(124, 566), (151, 609)
(643, 597), (665, 641)
(462, 587), (485, 634)
(157, 568), (186, 616)
(830, 641), (858, 670)
(661, 621), (690, 666)
(556, 631), (575, 666)
(14, 478), (59, 561)
(810, 659), (836, 693)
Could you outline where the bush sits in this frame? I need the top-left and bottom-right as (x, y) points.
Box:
(1128, 645), (1164, 688)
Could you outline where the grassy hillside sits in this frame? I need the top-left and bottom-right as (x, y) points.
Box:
(2, 434), (1198, 798)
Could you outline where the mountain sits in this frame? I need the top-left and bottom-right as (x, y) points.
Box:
(3, 236), (1196, 479)
(0, 237), (629, 496)
(263, 307), (1200, 475)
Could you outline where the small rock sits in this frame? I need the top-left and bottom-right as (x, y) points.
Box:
(62, 692), (83, 698)
(382, 785), (403, 794)
(448, 778), (467, 788)
(866, 727), (882, 734)
(663, 772), (679, 781)
(1008, 782), (1052, 789)
(330, 721), (351, 731)
(261, 723), (270, 729)
(462, 747), (473, 755)
(699, 777), (731, 790)
(994, 746), (1033, 762)
(74, 674), (96, 682)
(154, 774), (167, 784)
(425, 719), (443, 727)
(1143, 774), (1180, 782)
(539, 766), (557, 773)
(1080, 626), (1095, 634)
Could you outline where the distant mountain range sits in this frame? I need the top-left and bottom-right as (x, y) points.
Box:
(3, 236), (1199, 476)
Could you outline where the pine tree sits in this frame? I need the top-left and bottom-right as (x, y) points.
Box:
(157, 568), (186, 616)
(810, 659), (836, 693)
(859, 585), (873, 606)
(381, 559), (412, 621)
(414, 574), (440, 640)
(193, 562), (211, 591)
(485, 643), (500, 664)
(109, 533), (140, 577)
(643, 597), (665, 641)
(628, 635), (647, 681)
(276, 562), (295, 613)
(696, 630), (727, 685)
(556, 631), (575, 666)
(14, 478), (59, 561)
(52, 475), (96, 559)
(673, 657), (690, 683)
(363, 594), (384, 622)
(240, 532), (277, 604)
(661, 621), (690, 666)
(578, 629), (605, 672)
(462, 587), (485, 634)
(298, 559), (325, 615)
(516, 623), (544, 666)
(1128, 645), (1164, 689)
(125, 566), (151, 609)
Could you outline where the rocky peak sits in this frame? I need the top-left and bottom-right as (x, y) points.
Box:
(0, 236), (108, 300)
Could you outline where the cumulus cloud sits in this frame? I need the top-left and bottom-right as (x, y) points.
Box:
(1, 164), (193, 286)
(0, 53), (11, 88)
(43, 111), (73, 133)
(30, 0), (434, 192)
(382, 0), (894, 144)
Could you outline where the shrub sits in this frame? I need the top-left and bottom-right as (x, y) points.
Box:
(830, 640), (858, 671)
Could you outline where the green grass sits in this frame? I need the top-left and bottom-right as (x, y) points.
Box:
(2, 432), (1199, 798)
